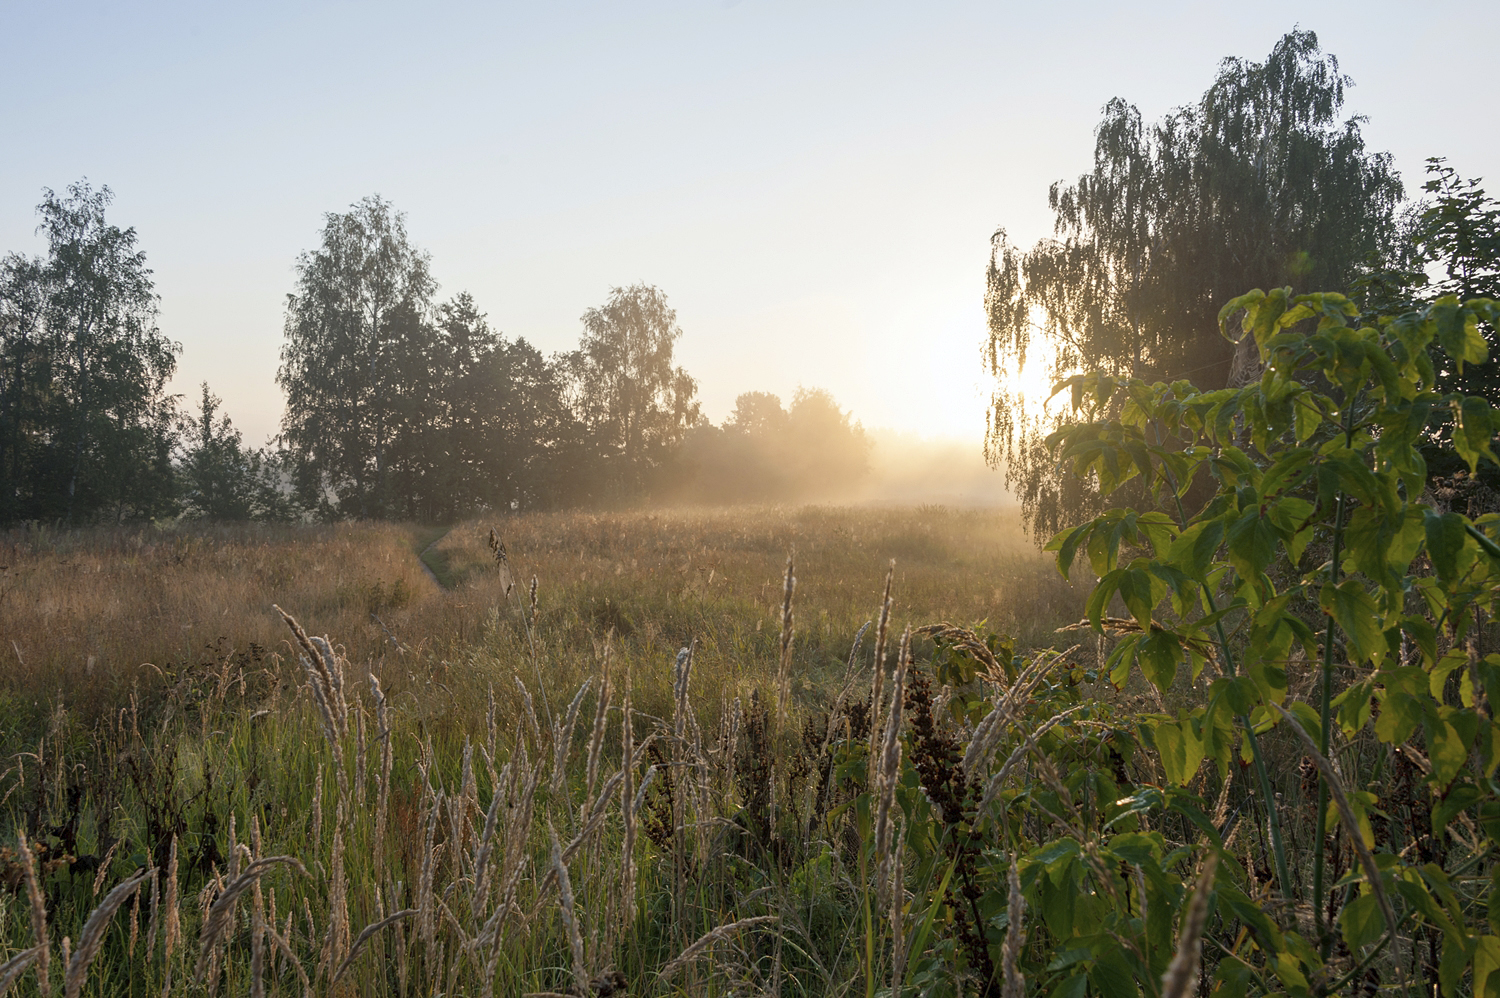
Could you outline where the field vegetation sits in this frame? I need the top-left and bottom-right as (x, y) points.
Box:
(7, 286), (1500, 998)
(6, 25), (1500, 998)
(0, 504), (1096, 996)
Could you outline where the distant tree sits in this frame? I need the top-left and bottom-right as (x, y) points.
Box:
(278, 196), (437, 518)
(431, 294), (583, 513)
(565, 284), (700, 496)
(178, 383), (255, 519)
(726, 391), (790, 436)
(0, 254), (47, 523)
(674, 387), (869, 503)
(784, 387), (870, 494)
(1414, 160), (1500, 400)
(0, 181), (179, 524)
(1419, 161), (1500, 303)
(984, 29), (1406, 539)
(177, 383), (299, 521)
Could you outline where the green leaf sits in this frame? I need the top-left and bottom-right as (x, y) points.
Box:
(1294, 393), (1323, 441)
(1401, 617), (1439, 667)
(1138, 627), (1182, 691)
(1226, 506), (1280, 580)
(1440, 930), (1469, 998)
(1087, 568), (1123, 630)
(1107, 832), (1164, 866)
(1473, 935), (1500, 998)
(1332, 680), (1375, 737)
(1087, 956), (1139, 998)
(1374, 692), (1421, 745)
(1453, 396), (1499, 471)
(1339, 893), (1384, 951)
(1166, 518), (1225, 582)
(1153, 717), (1204, 786)
(1320, 579), (1385, 666)
(1046, 523), (1091, 580)
(1049, 975), (1088, 998)
(1425, 714), (1473, 788)
(1425, 510), (1470, 583)
(1218, 289), (1266, 343)
(1117, 563), (1163, 627)
(1434, 299), (1488, 369)
(1433, 784), (1482, 836)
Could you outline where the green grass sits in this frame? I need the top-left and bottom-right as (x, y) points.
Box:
(0, 504), (1089, 997)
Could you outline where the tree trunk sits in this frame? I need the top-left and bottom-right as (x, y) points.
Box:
(65, 314), (94, 524)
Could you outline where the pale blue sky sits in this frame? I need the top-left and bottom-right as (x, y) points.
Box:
(3, 1), (1496, 452)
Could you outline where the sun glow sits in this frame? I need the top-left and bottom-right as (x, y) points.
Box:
(1000, 336), (1066, 414)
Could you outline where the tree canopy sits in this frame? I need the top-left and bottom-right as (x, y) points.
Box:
(2, 184), (888, 523)
(675, 387), (870, 503)
(277, 196), (438, 518)
(563, 283), (701, 498)
(0, 182), (180, 523)
(984, 29), (1406, 539)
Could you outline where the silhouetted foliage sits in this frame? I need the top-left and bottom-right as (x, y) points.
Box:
(985, 29), (1406, 539)
(0, 181), (180, 524)
(177, 383), (299, 521)
(1415, 160), (1500, 401)
(4, 185), (879, 523)
(560, 283), (701, 499)
(276, 199), (660, 519)
(673, 387), (870, 503)
(277, 196), (438, 519)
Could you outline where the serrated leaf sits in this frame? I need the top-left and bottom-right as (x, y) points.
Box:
(1167, 518), (1225, 582)
(1226, 506), (1280, 579)
(1320, 579), (1384, 666)
(1138, 627), (1181, 691)
(1339, 893), (1384, 951)
(1152, 717), (1204, 786)
(1426, 714), (1472, 788)
(1453, 396), (1499, 472)
(1047, 523), (1091, 580)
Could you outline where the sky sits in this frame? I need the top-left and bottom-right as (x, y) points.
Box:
(2, 1), (1497, 460)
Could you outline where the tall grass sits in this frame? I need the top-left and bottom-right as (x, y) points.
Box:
(0, 521), (452, 723)
(0, 505), (1096, 996)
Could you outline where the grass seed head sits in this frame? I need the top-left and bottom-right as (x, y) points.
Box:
(66, 868), (153, 998)
(17, 834), (49, 997)
(1160, 853), (1218, 998)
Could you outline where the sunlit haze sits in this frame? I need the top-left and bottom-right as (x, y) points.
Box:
(3, 1), (1496, 477)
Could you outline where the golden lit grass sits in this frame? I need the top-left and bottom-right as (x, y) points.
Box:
(441, 504), (1077, 639)
(0, 521), (455, 719)
(0, 504), (1097, 996)
(0, 506), (1084, 731)
(438, 504), (1086, 724)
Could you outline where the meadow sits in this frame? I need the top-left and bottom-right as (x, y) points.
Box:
(0, 504), (1092, 997)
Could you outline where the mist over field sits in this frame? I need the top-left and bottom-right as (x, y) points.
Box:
(855, 431), (1008, 508)
(4, 7), (1500, 998)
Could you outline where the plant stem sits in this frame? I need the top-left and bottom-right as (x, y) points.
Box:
(1154, 420), (1294, 901)
(1314, 399), (1357, 957)
(1203, 592), (1294, 902)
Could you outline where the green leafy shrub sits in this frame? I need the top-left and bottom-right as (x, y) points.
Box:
(1011, 289), (1500, 995)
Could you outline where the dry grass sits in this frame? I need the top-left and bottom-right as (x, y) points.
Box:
(437, 505), (1073, 643)
(0, 521), (456, 719)
(0, 506), (1082, 736)
(0, 503), (1111, 996)
(436, 504), (1085, 723)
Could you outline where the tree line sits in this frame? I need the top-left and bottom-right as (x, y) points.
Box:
(0, 189), (870, 525)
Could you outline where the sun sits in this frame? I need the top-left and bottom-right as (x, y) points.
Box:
(1000, 338), (1065, 414)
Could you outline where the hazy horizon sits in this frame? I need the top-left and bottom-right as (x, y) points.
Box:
(4, 1), (1497, 462)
